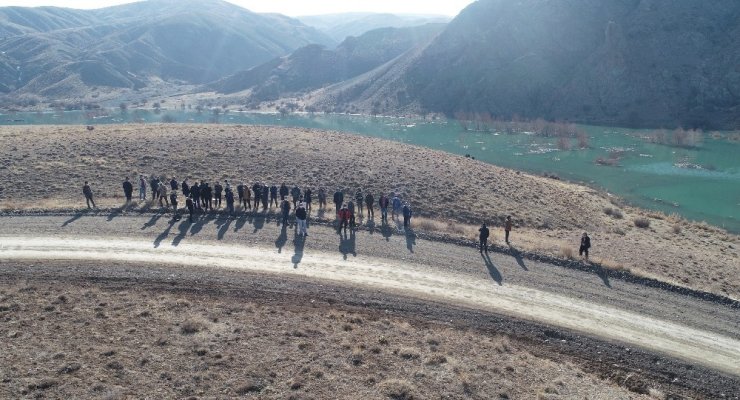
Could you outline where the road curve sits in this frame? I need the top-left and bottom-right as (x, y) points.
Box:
(1, 235), (738, 377)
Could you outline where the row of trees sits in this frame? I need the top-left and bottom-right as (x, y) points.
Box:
(454, 112), (590, 149)
(645, 128), (703, 148)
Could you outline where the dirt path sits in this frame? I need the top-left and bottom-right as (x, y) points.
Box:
(2, 234), (738, 377)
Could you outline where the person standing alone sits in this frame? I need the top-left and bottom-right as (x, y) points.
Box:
(122, 177), (133, 203)
(296, 202), (308, 236)
(505, 216), (513, 244)
(83, 181), (95, 209)
(479, 223), (489, 253)
(579, 232), (591, 261)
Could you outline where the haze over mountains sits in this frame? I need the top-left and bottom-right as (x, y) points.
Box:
(1, 0), (739, 129)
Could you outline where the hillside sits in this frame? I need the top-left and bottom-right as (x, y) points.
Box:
(306, 0), (740, 129)
(298, 12), (450, 42)
(0, 0), (333, 98)
(209, 24), (444, 102)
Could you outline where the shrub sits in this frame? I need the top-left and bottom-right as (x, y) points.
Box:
(633, 218), (650, 228)
(559, 246), (574, 259)
(603, 207), (613, 216)
(672, 225), (682, 234)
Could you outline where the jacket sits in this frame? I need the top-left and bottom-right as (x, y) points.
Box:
(333, 191), (344, 204)
(479, 226), (489, 239)
(296, 207), (307, 220)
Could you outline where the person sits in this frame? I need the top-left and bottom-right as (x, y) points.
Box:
(318, 187), (327, 210)
(225, 187), (235, 214)
(243, 182), (252, 210)
(290, 185), (301, 209)
(296, 202), (308, 236)
(365, 192), (374, 219)
(505, 216), (513, 244)
(158, 182), (169, 207)
(190, 181), (201, 210)
(402, 202), (413, 229)
(252, 181), (262, 210)
(186, 195), (195, 223)
(170, 177), (178, 191)
(169, 191), (178, 217)
(355, 190), (364, 217)
(182, 179), (190, 198)
(82, 181), (95, 209)
(333, 189), (344, 215)
(392, 194), (402, 220)
(304, 188), (313, 212)
(237, 182), (245, 208)
(150, 176), (159, 200)
(379, 193), (389, 222)
(201, 181), (211, 210)
(270, 184), (278, 208)
(347, 200), (356, 229)
(279, 183), (289, 201)
(281, 198), (291, 225)
(479, 223), (490, 253)
(214, 181), (223, 208)
(579, 232), (591, 261)
(261, 184), (269, 210)
(338, 204), (351, 234)
(139, 175), (147, 201)
(122, 177), (133, 203)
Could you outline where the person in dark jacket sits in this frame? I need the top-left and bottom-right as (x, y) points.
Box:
(261, 184), (269, 210)
(318, 187), (327, 210)
(170, 177), (178, 191)
(237, 182), (245, 208)
(304, 188), (313, 212)
(83, 181), (95, 209)
(290, 185), (301, 209)
(150, 176), (159, 200)
(201, 181), (210, 210)
(333, 189), (344, 216)
(279, 183), (289, 201)
(169, 191), (178, 217)
(402, 202), (413, 229)
(270, 184), (278, 208)
(186, 196), (195, 222)
(347, 200), (356, 230)
(225, 188), (235, 214)
(579, 232), (591, 260)
(122, 177), (133, 203)
(296, 203), (308, 236)
(365, 192), (374, 219)
(479, 223), (490, 253)
(139, 175), (147, 201)
(243, 182), (251, 210)
(190, 182), (201, 210)
(281, 199), (291, 225)
(505, 216), (513, 244)
(378, 194), (390, 222)
(182, 179), (190, 198)
(355, 190), (364, 217)
(214, 181), (223, 208)
(252, 182), (262, 210)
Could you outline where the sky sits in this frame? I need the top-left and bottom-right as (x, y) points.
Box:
(0, 0), (476, 17)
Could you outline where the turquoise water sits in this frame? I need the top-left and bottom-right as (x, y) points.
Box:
(2, 110), (739, 232)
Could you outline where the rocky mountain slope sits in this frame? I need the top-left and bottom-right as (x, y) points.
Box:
(298, 12), (450, 42)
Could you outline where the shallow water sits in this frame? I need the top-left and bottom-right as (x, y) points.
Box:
(2, 110), (738, 232)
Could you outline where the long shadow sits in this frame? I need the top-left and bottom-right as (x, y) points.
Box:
(275, 224), (288, 253)
(141, 212), (163, 230)
(339, 231), (357, 260)
(154, 219), (176, 248)
(172, 220), (191, 247)
(252, 213), (266, 233)
(482, 253), (503, 285)
(405, 229), (416, 253)
(292, 235), (305, 268)
(217, 216), (233, 240)
(509, 246), (528, 271)
(366, 220), (376, 235)
(107, 204), (125, 222)
(190, 213), (214, 237)
(233, 213), (248, 232)
(62, 210), (88, 227)
(380, 221), (393, 241)
(593, 263), (612, 288)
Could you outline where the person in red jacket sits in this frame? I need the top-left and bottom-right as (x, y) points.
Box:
(338, 204), (351, 234)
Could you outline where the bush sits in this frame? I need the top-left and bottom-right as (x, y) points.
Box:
(672, 225), (682, 234)
(633, 218), (650, 228)
(612, 209), (623, 219)
(559, 246), (574, 259)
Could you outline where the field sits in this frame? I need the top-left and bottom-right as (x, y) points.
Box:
(0, 124), (736, 299)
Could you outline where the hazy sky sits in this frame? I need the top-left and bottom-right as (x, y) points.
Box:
(0, 0), (476, 16)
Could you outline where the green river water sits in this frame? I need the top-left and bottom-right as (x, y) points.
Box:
(2, 110), (738, 232)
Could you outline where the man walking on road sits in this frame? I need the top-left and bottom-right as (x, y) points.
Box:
(479, 223), (490, 253)
(123, 177), (133, 203)
(83, 181), (95, 209)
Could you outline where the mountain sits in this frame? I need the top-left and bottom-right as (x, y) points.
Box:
(0, 0), (334, 97)
(209, 24), (445, 102)
(298, 13), (450, 42)
(310, 0), (740, 129)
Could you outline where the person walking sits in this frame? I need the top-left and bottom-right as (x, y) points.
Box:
(122, 177), (133, 203)
(379, 194), (389, 222)
(214, 181), (223, 208)
(191, 181), (201, 210)
(281, 198), (291, 225)
(318, 187), (327, 210)
(169, 191), (178, 218)
(279, 183), (289, 201)
(338, 204), (351, 234)
(225, 187), (235, 215)
(333, 189), (344, 216)
(304, 188), (313, 212)
(82, 181), (95, 209)
(170, 177), (178, 191)
(158, 182), (169, 208)
(139, 175), (147, 201)
(479, 223), (490, 253)
(252, 181), (262, 210)
(579, 232), (591, 261)
(186, 195), (195, 223)
(270, 184), (279, 208)
(355, 190), (364, 218)
(505, 216), (513, 244)
(365, 192), (374, 219)
(296, 202), (308, 236)
(402, 202), (413, 229)
(290, 185), (301, 209)
(392, 194), (402, 220)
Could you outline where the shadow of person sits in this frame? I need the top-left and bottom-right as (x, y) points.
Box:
(509, 245), (528, 271)
(380, 221), (393, 241)
(62, 210), (88, 227)
(592, 263), (612, 288)
(233, 213), (248, 232)
(141, 212), (163, 230)
(275, 224), (288, 253)
(366, 220), (376, 235)
(252, 213), (266, 233)
(189, 213), (212, 237)
(405, 229), (416, 253)
(292, 235), (305, 268)
(217, 216), (233, 240)
(154, 218), (176, 248)
(106, 204), (126, 222)
(339, 231), (357, 260)
(482, 252), (503, 285)
(171, 220), (191, 247)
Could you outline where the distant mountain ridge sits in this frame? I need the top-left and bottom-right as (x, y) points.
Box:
(298, 12), (450, 42)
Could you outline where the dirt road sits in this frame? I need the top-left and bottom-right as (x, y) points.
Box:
(1, 214), (738, 379)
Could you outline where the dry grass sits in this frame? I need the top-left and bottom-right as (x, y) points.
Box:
(0, 124), (737, 299)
